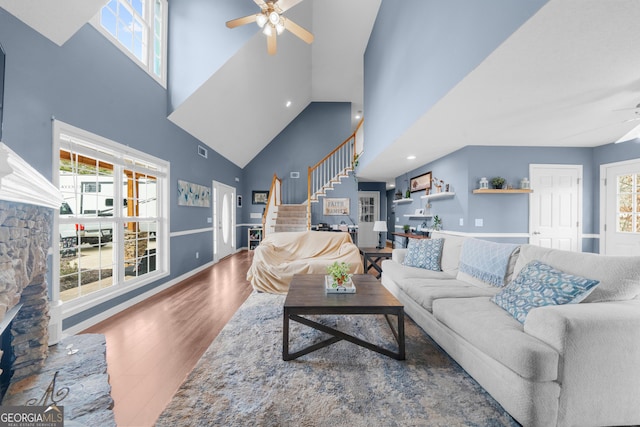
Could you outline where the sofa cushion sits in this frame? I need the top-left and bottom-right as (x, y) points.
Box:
(514, 244), (640, 303)
(433, 297), (559, 382)
(381, 259), (455, 282)
(431, 232), (465, 276)
(403, 238), (444, 270)
(456, 238), (520, 287)
(400, 278), (499, 312)
(492, 261), (600, 323)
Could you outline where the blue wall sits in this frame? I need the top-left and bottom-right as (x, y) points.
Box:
(361, 0), (547, 172)
(393, 146), (596, 247)
(0, 9), (242, 328)
(168, 0), (257, 111)
(241, 102), (353, 244)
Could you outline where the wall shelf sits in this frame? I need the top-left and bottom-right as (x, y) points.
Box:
(403, 214), (433, 219)
(420, 191), (455, 201)
(472, 189), (533, 194)
(392, 198), (413, 204)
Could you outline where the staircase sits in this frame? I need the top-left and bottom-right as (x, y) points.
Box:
(263, 120), (364, 235)
(273, 204), (308, 232)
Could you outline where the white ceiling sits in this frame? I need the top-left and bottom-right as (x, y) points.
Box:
(358, 0), (640, 183)
(0, 0), (107, 46)
(5, 0), (640, 186)
(168, 0), (381, 168)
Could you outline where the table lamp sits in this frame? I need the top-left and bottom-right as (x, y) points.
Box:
(373, 221), (388, 249)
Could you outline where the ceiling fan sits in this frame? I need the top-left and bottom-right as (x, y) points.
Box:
(226, 0), (314, 55)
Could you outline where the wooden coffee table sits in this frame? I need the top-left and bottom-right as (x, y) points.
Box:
(283, 274), (405, 361)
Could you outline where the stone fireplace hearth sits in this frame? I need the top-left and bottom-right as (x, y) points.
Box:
(0, 143), (114, 424)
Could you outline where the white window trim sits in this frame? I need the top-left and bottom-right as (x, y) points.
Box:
(52, 120), (170, 321)
(89, 0), (168, 88)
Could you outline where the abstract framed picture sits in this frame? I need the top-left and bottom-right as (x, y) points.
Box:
(410, 171), (432, 193)
(177, 180), (211, 207)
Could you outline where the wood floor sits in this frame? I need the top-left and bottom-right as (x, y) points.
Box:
(82, 246), (388, 426)
(82, 251), (254, 427)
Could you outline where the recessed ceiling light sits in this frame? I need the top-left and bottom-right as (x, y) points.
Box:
(285, 100), (292, 108)
(407, 155), (416, 160)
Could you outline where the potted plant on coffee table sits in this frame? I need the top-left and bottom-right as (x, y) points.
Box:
(326, 261), (353, 291)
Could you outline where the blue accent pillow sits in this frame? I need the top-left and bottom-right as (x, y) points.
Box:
(491, 260), (600, 323)
(403, 238), (444, 271)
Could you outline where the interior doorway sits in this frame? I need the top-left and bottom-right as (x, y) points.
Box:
(601, 159), (640, 255)
(213, 181), (236, 262)
(358, 191), (380, 247)
(529, 164), (582, 251)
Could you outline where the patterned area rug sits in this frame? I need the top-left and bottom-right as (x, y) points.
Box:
(157, 292), (519, 427)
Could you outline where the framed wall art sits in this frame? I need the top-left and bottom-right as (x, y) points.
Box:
(323, 198), (350, 216)
(410, 171), (432, 193)
(252, 190), (269, 205)
(177, 179), (211, 207)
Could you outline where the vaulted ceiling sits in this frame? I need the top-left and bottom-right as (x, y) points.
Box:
(4, 0), (640, 186)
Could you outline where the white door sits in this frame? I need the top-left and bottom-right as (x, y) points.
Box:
(602, 160), (640, 255)
(213, 181), (235, 261)
(358, 191), (379, 247)
(529, 165), (581, 251)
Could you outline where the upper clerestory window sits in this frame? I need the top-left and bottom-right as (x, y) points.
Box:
(91, 0), (168, 87)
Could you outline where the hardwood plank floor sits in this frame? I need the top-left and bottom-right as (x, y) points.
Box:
(82, 250), (254, 427)
(82, 246), (382, 426)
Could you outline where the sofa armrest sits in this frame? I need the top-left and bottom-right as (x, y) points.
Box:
(524, 301), (640, 426)
(391, 248), (407, 264)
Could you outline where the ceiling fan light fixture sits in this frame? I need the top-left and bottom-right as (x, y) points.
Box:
(255, 13), (268, 28)
(276, 22), (285, 35)
(269, 11), (280, 26)
(262, 24), (273, 36)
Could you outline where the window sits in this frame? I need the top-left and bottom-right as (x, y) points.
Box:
(92, 0), (168, 86)
(53, 121), (169, 307)
(616, 173), (640, 233)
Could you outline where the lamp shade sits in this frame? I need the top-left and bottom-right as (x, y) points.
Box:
(373, 221), (387, 232)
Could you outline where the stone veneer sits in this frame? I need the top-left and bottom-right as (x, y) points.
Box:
(0, 200), (52, 381)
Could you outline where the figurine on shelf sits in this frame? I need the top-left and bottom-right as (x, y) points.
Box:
(445, 184), (450, 192)
(432, 177), (444, 193)
(479, 177), (489, 190)
(425, 187), (430, 196)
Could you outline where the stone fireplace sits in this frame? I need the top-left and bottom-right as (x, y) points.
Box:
(0, 143), (63, 398)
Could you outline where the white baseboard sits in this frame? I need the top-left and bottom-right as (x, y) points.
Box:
(62, 261), (215, 336)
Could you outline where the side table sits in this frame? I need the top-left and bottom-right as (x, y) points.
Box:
(359, 247), (392, 279)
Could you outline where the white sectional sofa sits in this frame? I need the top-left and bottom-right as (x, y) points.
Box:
(381, 232), (640, 427)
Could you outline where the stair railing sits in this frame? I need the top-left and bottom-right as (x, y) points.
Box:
(262, 174), (282, 237)
(307, 119), (363, 230)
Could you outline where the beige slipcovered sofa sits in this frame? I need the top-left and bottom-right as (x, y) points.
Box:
(247, 230), (363, 294)
(381, 231), (640, 427)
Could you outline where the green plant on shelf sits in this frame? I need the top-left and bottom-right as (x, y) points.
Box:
(432, 215), (442, 231)
(491, 177), (506, 189)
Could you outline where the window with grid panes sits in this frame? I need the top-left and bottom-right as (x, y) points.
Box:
(54, 121), (168, 304)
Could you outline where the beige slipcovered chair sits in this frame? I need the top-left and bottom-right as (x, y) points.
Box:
(247, 230), (363, 294)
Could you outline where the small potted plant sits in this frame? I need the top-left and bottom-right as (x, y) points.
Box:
(491, 177), (506, 189)
(432, 215), (442, 231)
(327, 261), (351, 288)
(403, 224), (410, 233)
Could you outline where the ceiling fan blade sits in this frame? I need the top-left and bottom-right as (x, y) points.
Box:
(267, 31), (277, 55)
(253, 0), (268, 9)
(274, 0), (302, 13)
(226, 14), (257, 29)
(283, 18), (314, 44)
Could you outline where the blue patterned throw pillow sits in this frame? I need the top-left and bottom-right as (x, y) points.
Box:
(403, 238), (444, 271)
(491, 260), (600, 323)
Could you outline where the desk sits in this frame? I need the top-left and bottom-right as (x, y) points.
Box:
(359, 247), (392, 279)
(391, 232), (430, 248)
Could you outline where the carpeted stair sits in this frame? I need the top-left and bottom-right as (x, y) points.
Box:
(274, 204), (307, 232)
